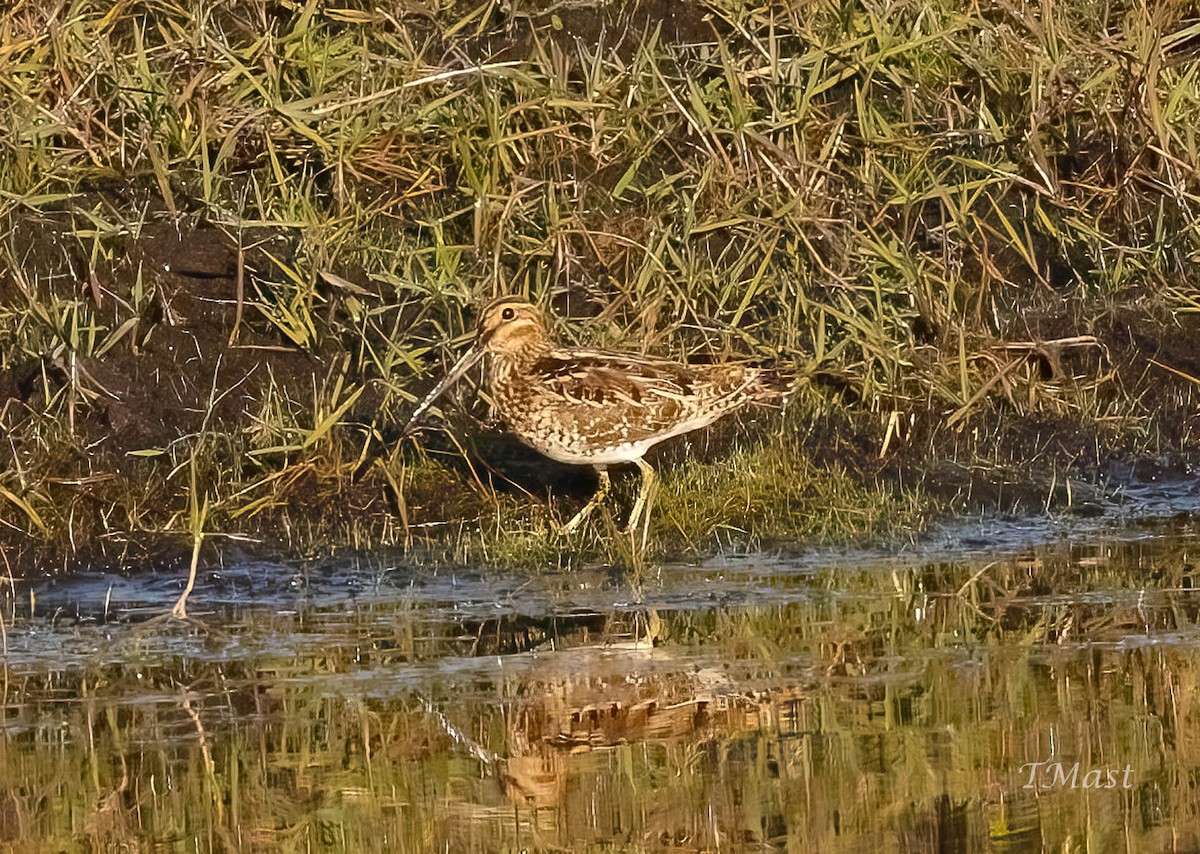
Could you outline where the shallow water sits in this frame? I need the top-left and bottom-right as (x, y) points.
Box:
(4, 486), (1200, 852)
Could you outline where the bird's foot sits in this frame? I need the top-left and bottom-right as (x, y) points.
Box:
(556, 469), (611, 535)
(557, 503), (597, 535)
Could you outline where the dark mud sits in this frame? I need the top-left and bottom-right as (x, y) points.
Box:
(3, 210), (1200, 575)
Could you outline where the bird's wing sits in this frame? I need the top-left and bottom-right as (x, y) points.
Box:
(530, 349), (749, 410)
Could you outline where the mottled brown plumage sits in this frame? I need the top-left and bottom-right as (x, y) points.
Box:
(405, 296), (793, 539)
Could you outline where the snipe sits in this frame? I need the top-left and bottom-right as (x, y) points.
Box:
(404, 296), (794, 541)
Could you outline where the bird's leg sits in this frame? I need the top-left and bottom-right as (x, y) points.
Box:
(560, 466), (610, 533)
(625, 458), (658, 547)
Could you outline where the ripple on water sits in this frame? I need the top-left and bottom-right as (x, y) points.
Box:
(5, 496), (1200, 852)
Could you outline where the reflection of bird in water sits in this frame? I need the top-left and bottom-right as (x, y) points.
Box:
(405, 296), (795, 541)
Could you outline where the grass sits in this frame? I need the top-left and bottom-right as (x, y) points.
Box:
(656, 430), (925, 549)
(1, 0), (1200, 570)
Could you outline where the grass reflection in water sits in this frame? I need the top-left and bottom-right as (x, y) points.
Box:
(2, 530), (1199, 852)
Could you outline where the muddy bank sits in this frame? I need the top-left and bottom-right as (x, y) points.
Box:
(4, 0), (1200, 576)
(2, 218), (1199, 578)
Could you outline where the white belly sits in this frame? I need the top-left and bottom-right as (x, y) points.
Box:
(511, 410), (727, 467)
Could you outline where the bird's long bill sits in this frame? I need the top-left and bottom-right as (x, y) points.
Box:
(402, 345), (485, 434)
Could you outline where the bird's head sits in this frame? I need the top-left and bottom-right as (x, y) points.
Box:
(403, 296), (551, 433)
(475, 297), (549, 356)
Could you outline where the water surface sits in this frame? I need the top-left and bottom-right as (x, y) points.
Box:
(4, 491), (1200, 852)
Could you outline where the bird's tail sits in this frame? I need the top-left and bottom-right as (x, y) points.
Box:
(752, 361), (804, 405)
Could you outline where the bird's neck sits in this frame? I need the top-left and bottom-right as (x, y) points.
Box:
(489, 334), (553, 376)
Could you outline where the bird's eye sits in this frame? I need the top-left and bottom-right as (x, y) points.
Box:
(501, 307), (516, 321)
